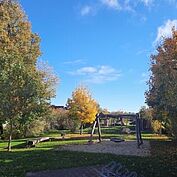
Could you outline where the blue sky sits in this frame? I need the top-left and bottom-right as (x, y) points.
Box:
(20, 0), (177, 112)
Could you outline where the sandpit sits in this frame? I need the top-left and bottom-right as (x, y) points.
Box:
(57, 140), (150, 157)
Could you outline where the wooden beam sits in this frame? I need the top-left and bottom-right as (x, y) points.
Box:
(138, 115), (143, 145)
(26, 137), (50, 148)
(98, 113), (137, 119)
(97, 117), (102, 142)
(135, 115), (140, 148)
(136, 113), (143, 148)
(89, 118), (97, 143)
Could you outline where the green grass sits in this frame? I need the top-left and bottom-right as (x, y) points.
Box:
(40, 125), (169, 141)
(43, 127), (170, 144)
(0, 131), (176, 177)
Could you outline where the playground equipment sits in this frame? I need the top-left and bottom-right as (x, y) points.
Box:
(89, 113), (143, 148)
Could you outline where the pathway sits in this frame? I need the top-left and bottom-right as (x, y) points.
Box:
(26, 166), (102, 177)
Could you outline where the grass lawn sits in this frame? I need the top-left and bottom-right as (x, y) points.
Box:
(0, 130), (176, 177)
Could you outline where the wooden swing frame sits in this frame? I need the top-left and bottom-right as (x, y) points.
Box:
(89, 113), (143, 148)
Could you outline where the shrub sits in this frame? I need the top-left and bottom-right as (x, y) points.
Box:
(151, 120), (162, 134)
(25, 120), (47, 137)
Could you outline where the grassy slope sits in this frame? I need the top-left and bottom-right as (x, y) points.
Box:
(0, 129), (176, 177)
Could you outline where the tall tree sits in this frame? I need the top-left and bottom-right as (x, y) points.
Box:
(67, 86), (98, 134)
(0, 0), (40, 64)
(0, 0), (58, 151)
(146, 29), (177, 138)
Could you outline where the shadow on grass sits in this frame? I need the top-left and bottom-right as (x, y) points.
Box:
(0, 148), (148, 177)
(0, 140), (177, 177)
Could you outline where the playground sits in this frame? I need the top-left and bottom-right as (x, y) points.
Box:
(0, 110), (174, 177)
(0, 129), (175, 177)
(57, 113), (150, 157)
(1, 1), (177, 177)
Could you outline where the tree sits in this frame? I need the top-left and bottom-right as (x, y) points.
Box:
(99, 108), (110, 114)
(151, 120), (163, 134)
(139, 106), (154, 130)
(0, 0), (58, 151)
(0, 0), (40, 64)
(139, 106), (153, 120)
(67, 86), (98, 134)
(46, 106), (71, 130)
(146, 29), (177, 139)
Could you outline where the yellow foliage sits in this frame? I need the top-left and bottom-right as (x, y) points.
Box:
(151, 120), (162, 134)
(68, 86), (98, 124)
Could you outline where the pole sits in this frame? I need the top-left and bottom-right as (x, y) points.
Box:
(89, 119), (97, 143)
(135, 114), (140, 148)
(97, 116), (102, 142)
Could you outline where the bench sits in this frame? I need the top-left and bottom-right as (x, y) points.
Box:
(26, 137), (50, 148)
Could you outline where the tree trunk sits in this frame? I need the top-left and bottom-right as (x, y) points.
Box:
(7, 121), (13, 151)
(0, 123), (3, 135)
(106, 118), (109, 127)
(80, 123), (83, 135)
(120, 117), (124, 127)
(23, 125), (28, 138)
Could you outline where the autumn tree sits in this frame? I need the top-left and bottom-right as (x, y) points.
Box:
(146, 29), (177, 139)
(67, 86), (98, 134)
(0, 0), (40, 64)
(0, 0), (58, 151)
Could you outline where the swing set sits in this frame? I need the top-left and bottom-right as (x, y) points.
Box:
(89, 112), (143, 148)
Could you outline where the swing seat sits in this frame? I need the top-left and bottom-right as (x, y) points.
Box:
(110, 138), (125, 143)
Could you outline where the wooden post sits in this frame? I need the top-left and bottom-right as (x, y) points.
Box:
(139, 121), (143, 145)
(120, 116), (124, 127)
(106, 117), (109, 127)
(138, 114), (143, 145)
(136, 113), (143, 147)
(97, 116), (102, 142)
(135, 114), (140, 148)
(80, 123), (83, 135)
(89, 118), (97, 143)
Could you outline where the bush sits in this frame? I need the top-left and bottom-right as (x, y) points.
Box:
(151, 120), (162, 134)
(46, 108), (81, 132)
(1, 124), (22, 140)
(25, 120), (47, 137)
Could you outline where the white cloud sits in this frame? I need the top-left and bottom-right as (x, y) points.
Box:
(63, 59), (85, 65)
(80, 5), (93, 16)
(100, 0), (121, 10)
(154, 19), (177, 44)
(141, 0), (154, 6)
(77, 67), (97, 74)
(70, 65), (121, 84)
(79, 0), (177, 17)
(123, 1), (136, 13)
